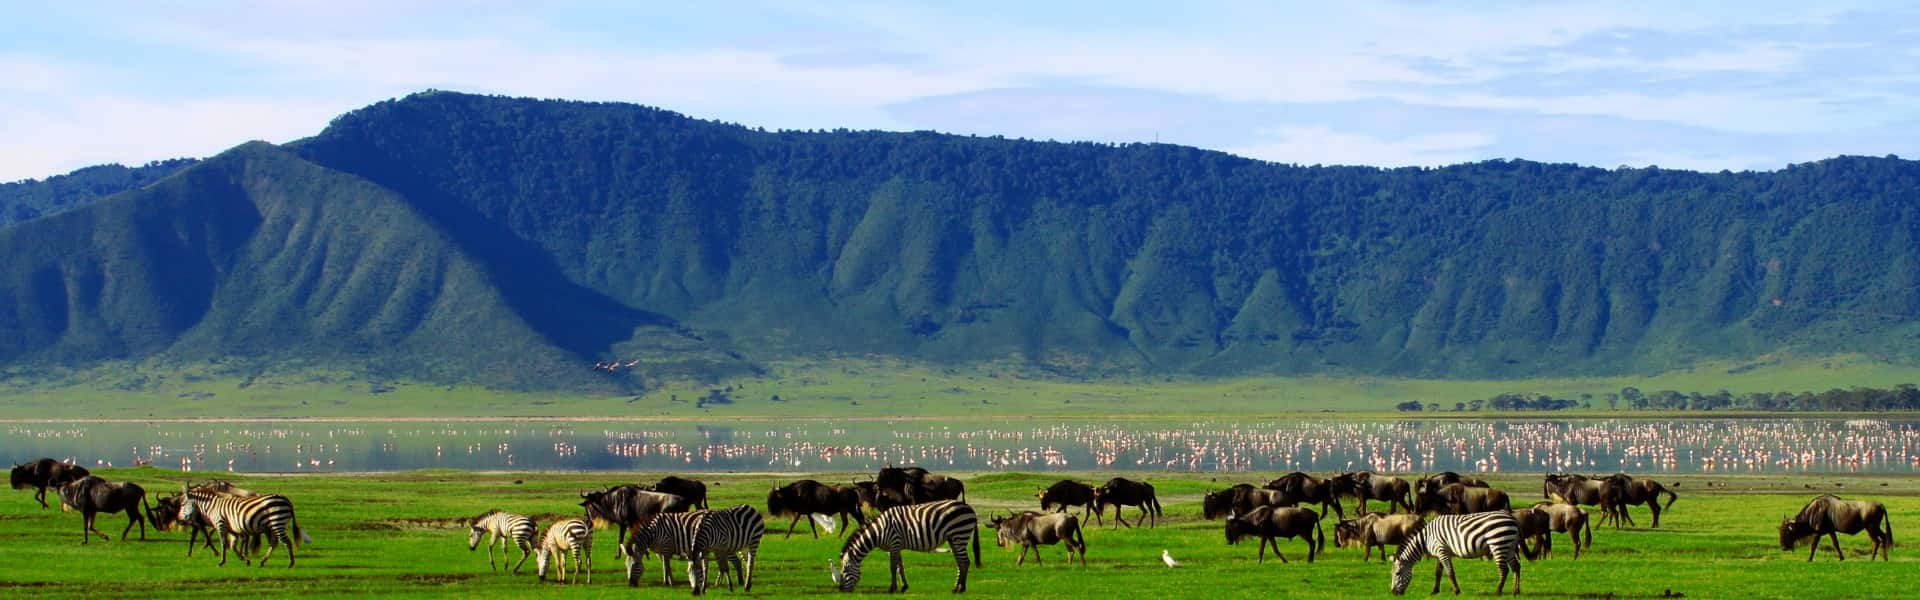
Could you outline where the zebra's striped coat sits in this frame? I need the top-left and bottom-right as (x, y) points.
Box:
(833, 500), (981, 594)
(1390, 512), (1521, 596)
(624, 511), (704, 590)
(469, 511), (537, 574)
(537, 518), (593, 584)
(696, 505), (767, 593)
(177, 488), (305, 568)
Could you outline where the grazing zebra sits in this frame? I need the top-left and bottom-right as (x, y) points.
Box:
(177, 487), (308, 568)
(537, 518), (593, 584)
(469, 510), (538, 574)
(624, 511), (705, 590)
(1390, 512), (1522, 596)
(696, 505), (767, 593)
(832, 499), (981, 594)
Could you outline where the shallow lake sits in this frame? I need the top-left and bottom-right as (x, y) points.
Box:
(3, 418), (1916, 475)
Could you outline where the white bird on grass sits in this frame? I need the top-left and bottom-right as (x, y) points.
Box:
(1162, 549), (1179, 567)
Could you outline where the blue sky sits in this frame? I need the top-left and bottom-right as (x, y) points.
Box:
(3, 1), (1918, 181)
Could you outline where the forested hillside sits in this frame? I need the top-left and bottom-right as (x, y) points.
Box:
(0, 159), (196, 228)
(4, 91), (1918, 391)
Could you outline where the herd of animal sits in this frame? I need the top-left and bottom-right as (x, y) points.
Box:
(7, 458), (1902, 595)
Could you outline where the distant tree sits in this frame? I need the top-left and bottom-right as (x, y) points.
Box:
(1395, 400), (1424, 412)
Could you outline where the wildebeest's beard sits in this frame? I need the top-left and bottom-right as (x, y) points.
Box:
(1779, 519), (1813, 550)
(9, 465), (27, 490)
(1223, 518), (1249, 544)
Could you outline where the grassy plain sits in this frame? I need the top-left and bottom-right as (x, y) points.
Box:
(3, 354), (1916, 419)
(0, 469), (1912, 599)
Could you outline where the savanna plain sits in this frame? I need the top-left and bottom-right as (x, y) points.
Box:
(2, 468), (1912, 599)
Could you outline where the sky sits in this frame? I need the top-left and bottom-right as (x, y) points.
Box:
(3, 1), (1919, 182)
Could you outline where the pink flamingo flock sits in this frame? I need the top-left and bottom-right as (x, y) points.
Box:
(4, 419), (1915, 474)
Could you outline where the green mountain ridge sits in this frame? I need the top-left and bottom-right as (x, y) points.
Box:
(4, 91), (1919, 392)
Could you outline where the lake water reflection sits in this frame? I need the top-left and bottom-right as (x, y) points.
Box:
(2, 418), (1915, 474)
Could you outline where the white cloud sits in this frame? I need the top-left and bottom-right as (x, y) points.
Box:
(1224, 127), (1496, 167)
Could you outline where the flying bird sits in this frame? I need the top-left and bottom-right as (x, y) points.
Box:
(1162, 549), (1179, 567)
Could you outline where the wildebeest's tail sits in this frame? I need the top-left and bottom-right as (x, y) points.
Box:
(1072, 519), (1087, 559)
(1661, 487), (1678, 510)
(1314, 517), (1326, 553)
(971, 523), (983, 567)
(1583, 515), (1592, 548)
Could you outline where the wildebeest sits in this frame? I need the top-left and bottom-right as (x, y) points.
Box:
(56, 476), (150, 545)
(1224, 506), (1324, 563)
(1264, 472), (1345, 519)
(767, 479), (866, 538)
(1418, 483), (1511, 515)
(1603, 474), (1678, 528)
(1202, 484), (1289, 520)
(988, 511), (1087, 566)
(1036, 480), (1100, 524)
(579, 485), (693, 556)
(1093, 477), (1162, 528)
(1779, 494), (1894, 561)
(1520, 502), (1591, 559)
(1334, 512), (1423, 562)
(1332, 471), (1414, 514)
(648, 476), (709, 510)
(11, 458), (90, 509)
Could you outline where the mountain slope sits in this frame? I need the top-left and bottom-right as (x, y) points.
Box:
(0, 142), (743, 390)
(4, 91), (1919, 391)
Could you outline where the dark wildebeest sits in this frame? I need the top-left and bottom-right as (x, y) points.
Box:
(1036, 480), (1100, 524)
(873, 466), (966, 509)
(767, 479), (866, 539)
(1779, 494), (1894, 562)
(1542, 473), (1626, 527)
(1264, 472), (1345, 519)
(11, 458), (91, 509)
(1092, 477), (1162, 528)
(1334, 512), (1423, 562)
(1421, 472), (1488, 490)
(57, 476), (151, 545)
(988, 511), (1087, 566)
(1602, 474), (1677, 528)
(1224, 506), (1324, 563)
(1202, 484), (1290, 520)
(1332, 471), (1414, 514)
(1519, 502), (1590, 559)
(1419, 483), (1511, 515)
(579, 485), (693, 557)
(648, 476), (709, 510)
(149, 481), (260, 557)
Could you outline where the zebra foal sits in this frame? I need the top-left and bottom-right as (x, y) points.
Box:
(469, 510), (537, 574)
(537, 518), (593, 584)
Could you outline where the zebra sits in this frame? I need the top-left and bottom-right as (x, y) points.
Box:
(176, 487), (308, 568)
(624, 511), (705, 590)
(1390, 511), (1522, 596)
(696, 505), (767, 593)
(537, 518), (593, 584)
(831, 499), (981, 594)
(469, 510), (538, 574)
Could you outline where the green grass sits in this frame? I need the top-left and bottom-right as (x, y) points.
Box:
(1, 469), (1912, 598)
(4, 354), (1918, 419)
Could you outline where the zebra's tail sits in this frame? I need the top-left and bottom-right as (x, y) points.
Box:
(972, 523), (983, 567)
(294, 513), (312, 547)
